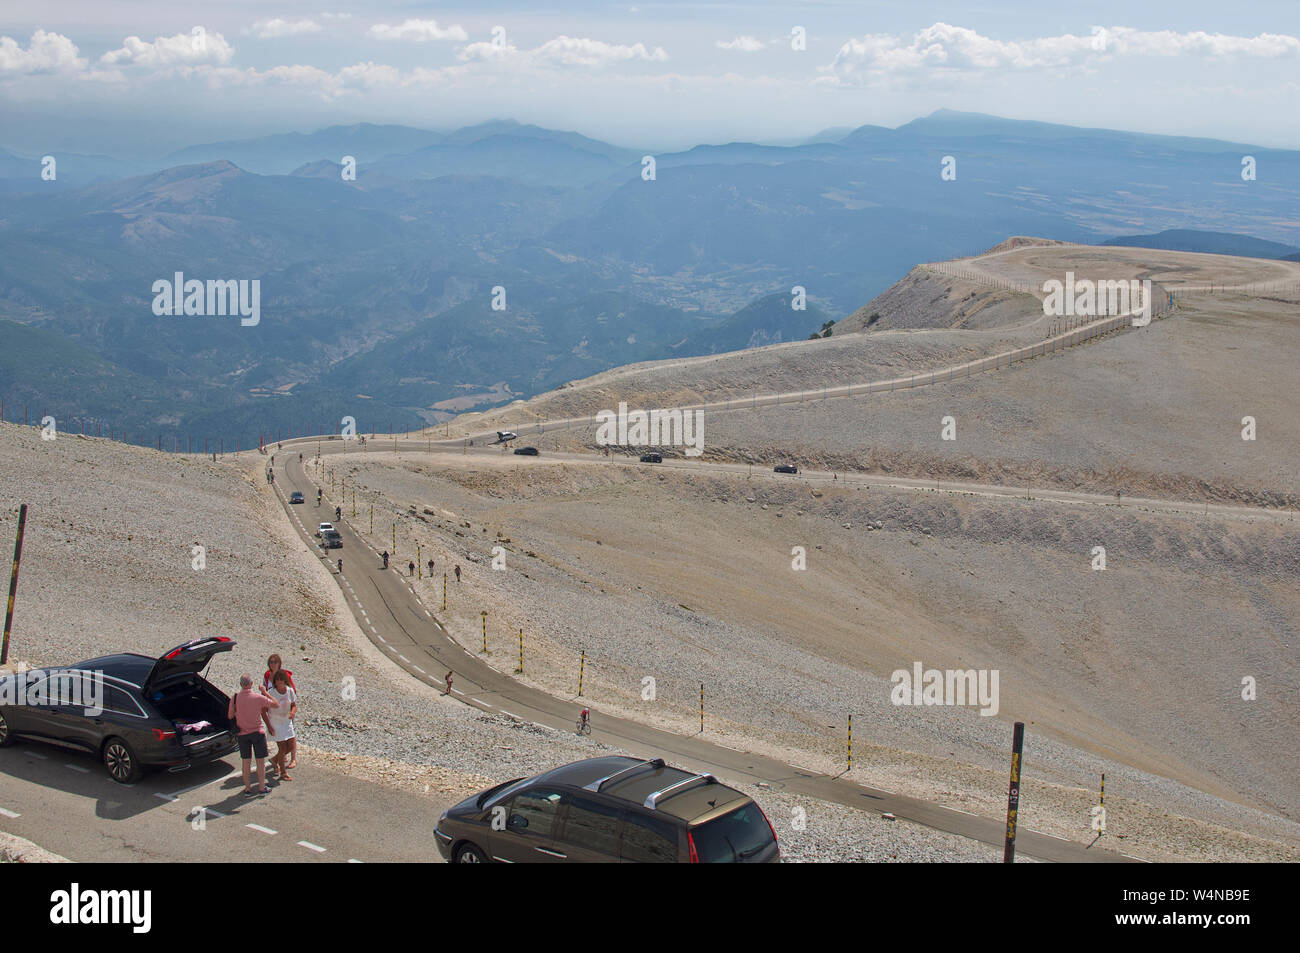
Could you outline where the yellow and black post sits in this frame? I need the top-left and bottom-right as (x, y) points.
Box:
(516, 629), (524, 674)
(847, 714), (852, 772)
(1, 504), (28, 665)
(391, 523), (396, 557)
(578, 650), (585, 696)
(480, 611), (487, 653)
(442, 573), (447, 611)
(369, 504), (373, 534)
(417, 543), (422, 578)
(699, 683), (704, 733)
(1003, 721), (1025, 863)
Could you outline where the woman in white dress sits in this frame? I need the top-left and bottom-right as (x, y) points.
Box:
(267, 669), (298, 780)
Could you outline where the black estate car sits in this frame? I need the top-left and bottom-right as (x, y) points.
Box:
(289, 491), (305, 503)
(0, 637), (240, 783)
(774, 464), (798, 474)
(513, 446), (540, 456)
(435, 756), (780, 863)
(639, 453), (663, 463)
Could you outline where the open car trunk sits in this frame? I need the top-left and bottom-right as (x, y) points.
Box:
(150, 677), (235, 745)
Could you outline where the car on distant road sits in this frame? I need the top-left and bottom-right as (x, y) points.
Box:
(435, 756), (779, 864)
(320, 530), (343, 549)
(774, 464), (798, 474)
(317, 522), (334, 537)
(639, 453), (663, 463)
(0, 637), (240, 783)
(289, 491), (304, 504)
(513, 447), (539, 456)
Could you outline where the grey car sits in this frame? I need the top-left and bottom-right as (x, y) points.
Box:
(435, 756), (780, 863)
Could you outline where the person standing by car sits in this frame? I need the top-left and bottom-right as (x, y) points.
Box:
(228, 674), (279, 797)
(266, 670), (298, 781)
(263, 654), (296, 692)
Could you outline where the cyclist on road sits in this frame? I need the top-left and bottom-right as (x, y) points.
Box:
(316, 489), (322, 505)
(578, 707), (590, 733)
(382, 551), (389, 569)
(335, 506), (341, 520)
(337, 558), (343, 574)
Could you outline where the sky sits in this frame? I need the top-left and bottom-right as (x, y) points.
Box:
(3, 1), (1300, 155)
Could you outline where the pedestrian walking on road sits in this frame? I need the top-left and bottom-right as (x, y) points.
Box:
(382, 551), (389, 569)
(267, 670), (298, 781)
(454, 564), (461, 583)
(228, 674), (279, 797)
(408, 560), (415, 576)
(337, 558), (343, 574)
(428, 558), (434, 577)
(444, 671), (453, 695)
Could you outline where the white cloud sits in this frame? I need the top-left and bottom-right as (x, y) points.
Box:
(368, 19), (468, 43)
(457, 34), (668, 69)
(822, 23), (1300, 86)
(320, 13), (353, 20)
(533, 35), (668, 67)
(0, 30), (87, 74)
(101, 29), (235, 67)
(717, 36), (764, 53)
(250, 19), (322, 40)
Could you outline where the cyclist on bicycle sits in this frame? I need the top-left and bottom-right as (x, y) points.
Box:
(337, 558), (343, 574)
(335, 506), (341, 520)
(578, 707), (590, 732)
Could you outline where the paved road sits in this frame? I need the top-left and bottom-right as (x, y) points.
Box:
(279, 450), (1137, 862)
(0, 742), (448, 862)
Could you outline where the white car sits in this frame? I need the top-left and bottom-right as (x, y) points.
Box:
(317, 522), (334, 537)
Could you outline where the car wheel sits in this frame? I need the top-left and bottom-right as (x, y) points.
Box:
(102, 736), (141, 784)
(0, 711), (14, 747)
(454, 842), (489, 864)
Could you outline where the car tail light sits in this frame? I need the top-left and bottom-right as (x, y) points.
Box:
(152, 727), (176, 742)
(758, 804), (778, 845)
(687, 831), (699, 864)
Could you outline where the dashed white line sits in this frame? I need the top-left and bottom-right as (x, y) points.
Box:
(246, 823), (278, 835)
(413, 666), (425, 674)
(397, 654), (409, 663)
(0, 808), (20, 819)
(298, 840), (327, 853)
(64, 764), (91, 774)
(499, 710), (521, 720)
(470, 697), (489, 706)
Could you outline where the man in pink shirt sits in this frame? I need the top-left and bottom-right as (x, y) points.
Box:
(228, 673), (279, 796)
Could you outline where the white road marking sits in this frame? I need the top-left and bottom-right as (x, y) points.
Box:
(0, 808), (20, 819)
(26, 752), (47, 760)
(348, 858), (363, 864)
(376, 636), (386, 644)
(246, 823), (278, 835)
(298, 840), (327, 853)
(165, 768), (240, 800)
(470, 697), (489, 706)
(413, 666), (425, 674)
(499, 710), (521, 720)
(424, 610), (432, 617)
(64, 764), (91, 773)
(397, 655), (409, 663)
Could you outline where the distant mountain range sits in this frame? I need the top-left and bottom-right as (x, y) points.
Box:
(1104, 229), (1300, 259)
(2, 110), (1298, 447)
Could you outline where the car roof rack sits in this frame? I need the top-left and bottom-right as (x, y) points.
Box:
(643, 772), (717, 809)
(584, 758), (666, 794)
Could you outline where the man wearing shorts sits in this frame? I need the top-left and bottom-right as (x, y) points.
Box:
(228, 673), (279, 797)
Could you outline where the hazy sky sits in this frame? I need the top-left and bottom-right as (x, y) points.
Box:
(3, 1), (1299, 155)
